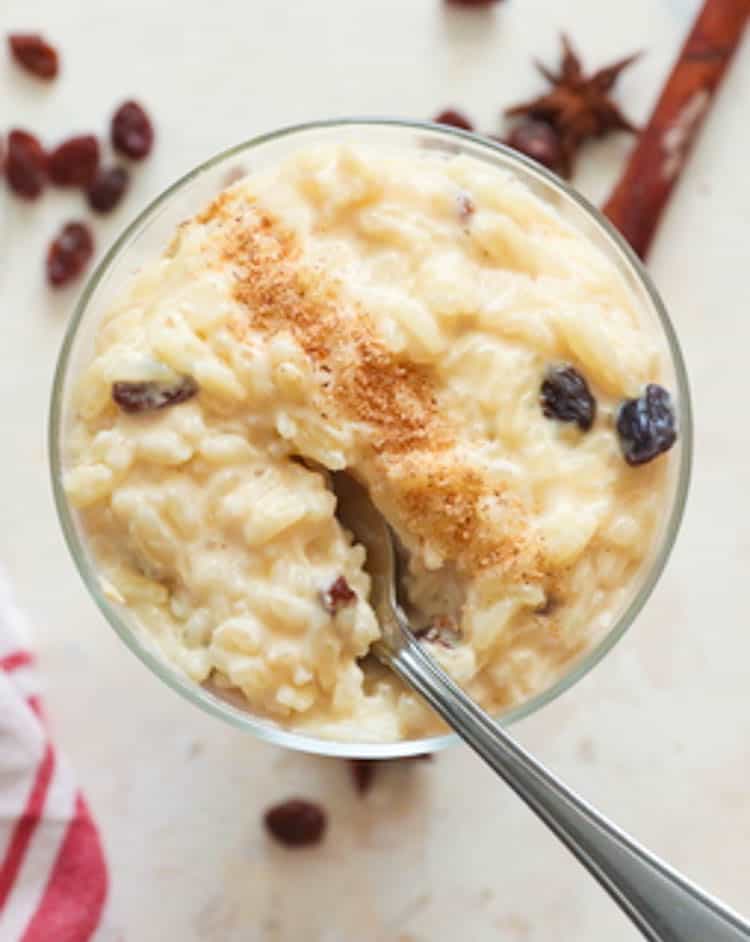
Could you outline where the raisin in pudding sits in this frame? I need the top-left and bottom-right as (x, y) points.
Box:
(63, 144), (678, 741)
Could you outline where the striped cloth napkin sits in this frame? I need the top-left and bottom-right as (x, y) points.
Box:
(0, 569), (114, 941)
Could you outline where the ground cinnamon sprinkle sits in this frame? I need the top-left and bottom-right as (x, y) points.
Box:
(383, 456), (541, 577)
(214, 195), (541, 581)
(223, 210), (445, 456)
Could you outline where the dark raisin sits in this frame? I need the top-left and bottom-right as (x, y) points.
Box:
(541, 365), (596, 432)
(112, 376), (199, 414)
(8, 34), (59, 79)
(320, 576), (356, 614)
(433, 109), (474, 132)
(506, 120), (564, 175)
(111, 100), (154, 160)
(535, 594), (558, 616)
(264, 799), (327, 848)
(87, 166), (129, 213)
(48, 135), (100, 187)
(5, 129), (46, 199)
(46, 222), (94, 287)
(617, 384), (677, 466)
(350, 759), (377, 795)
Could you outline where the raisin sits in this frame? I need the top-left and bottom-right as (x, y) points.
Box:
(4, 129), (46, 199)
(617, 384), (677, 466)
(350, 759), (377, 796)
(8, 34), (59, 79)
(111, 100), (154, 160)
(87, 166), (129, 213)
(264, 799), (327, 848)
(48, 135), (100, 187)
(112, 375), (199, 414)
(320, 576), (356, 614)
(506, 119), (564, 175)
(433, 109), (474, 132)
(535, 594), (558, 616)
(541, 365), (596, 431)
(46, 222), (94, 287)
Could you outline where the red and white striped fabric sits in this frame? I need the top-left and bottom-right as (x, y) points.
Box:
(0, 570), (113, 941)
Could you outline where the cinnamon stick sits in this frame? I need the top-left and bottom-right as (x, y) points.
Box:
(603, 0), (749, 258)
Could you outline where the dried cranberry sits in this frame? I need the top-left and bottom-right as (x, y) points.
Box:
(48, 135), (100, 187)
(46, 222), (94, 287)
(112, 376), (199, 414)
(350, 759), (377, 795)
(264, 799), (327, 848)
(111, 100), (154, 160)
(617, 384), (677, 466)
(320, 576), (356, 614)
(505, 119), (564, 175)
(433, 109), (474, 132)
(87, 166), (129, 213)
(541, 365), (596, 432)
(8, 34), (59, 79)
(4, 129), (46, 199)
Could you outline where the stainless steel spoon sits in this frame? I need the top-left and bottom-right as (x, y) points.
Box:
(332, 472), (750, 942)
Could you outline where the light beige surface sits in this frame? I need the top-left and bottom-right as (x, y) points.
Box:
(2, 0), (749, 938)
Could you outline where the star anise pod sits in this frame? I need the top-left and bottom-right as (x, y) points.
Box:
(505, 35), (640, 177)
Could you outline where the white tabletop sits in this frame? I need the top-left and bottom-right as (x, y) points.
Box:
(2, 0), (749, 939)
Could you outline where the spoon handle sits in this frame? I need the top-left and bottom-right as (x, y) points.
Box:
(389, 638), (750, 942)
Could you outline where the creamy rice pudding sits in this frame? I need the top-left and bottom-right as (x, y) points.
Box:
(63, 144), (677, 741)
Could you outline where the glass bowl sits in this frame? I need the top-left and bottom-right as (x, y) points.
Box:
(49, 119), (692, 759)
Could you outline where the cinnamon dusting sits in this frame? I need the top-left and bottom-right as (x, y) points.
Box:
(215, 196), (541, 582)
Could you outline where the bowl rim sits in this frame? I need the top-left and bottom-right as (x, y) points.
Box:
(49, 117), (693, 759)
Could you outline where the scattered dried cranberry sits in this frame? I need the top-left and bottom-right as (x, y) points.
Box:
(4, 129), (46, 199)
(433, 109), (474, 132)
(617, 384), (677, 466)
(48, 135), (100, 187)
(112, 375), (199, 414)
(350, 759), (377, 795)
(505, 119), (565, 175)
(541, 365), (596, 432)
(8, 34), (59, 80)
(87, 166), (129, 213)
(46, 221), (94, 287)
(320, 576), (356, 614)
(264, 799), (327, 848)
(111, 100), (154, 160)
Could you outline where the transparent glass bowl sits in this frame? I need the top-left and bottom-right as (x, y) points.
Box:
(49, 119), (692, 759)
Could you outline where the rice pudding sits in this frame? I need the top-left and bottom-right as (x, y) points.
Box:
(63, 144), (677, 741)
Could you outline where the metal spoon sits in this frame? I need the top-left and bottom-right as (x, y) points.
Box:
(332, 472), (750, 942)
